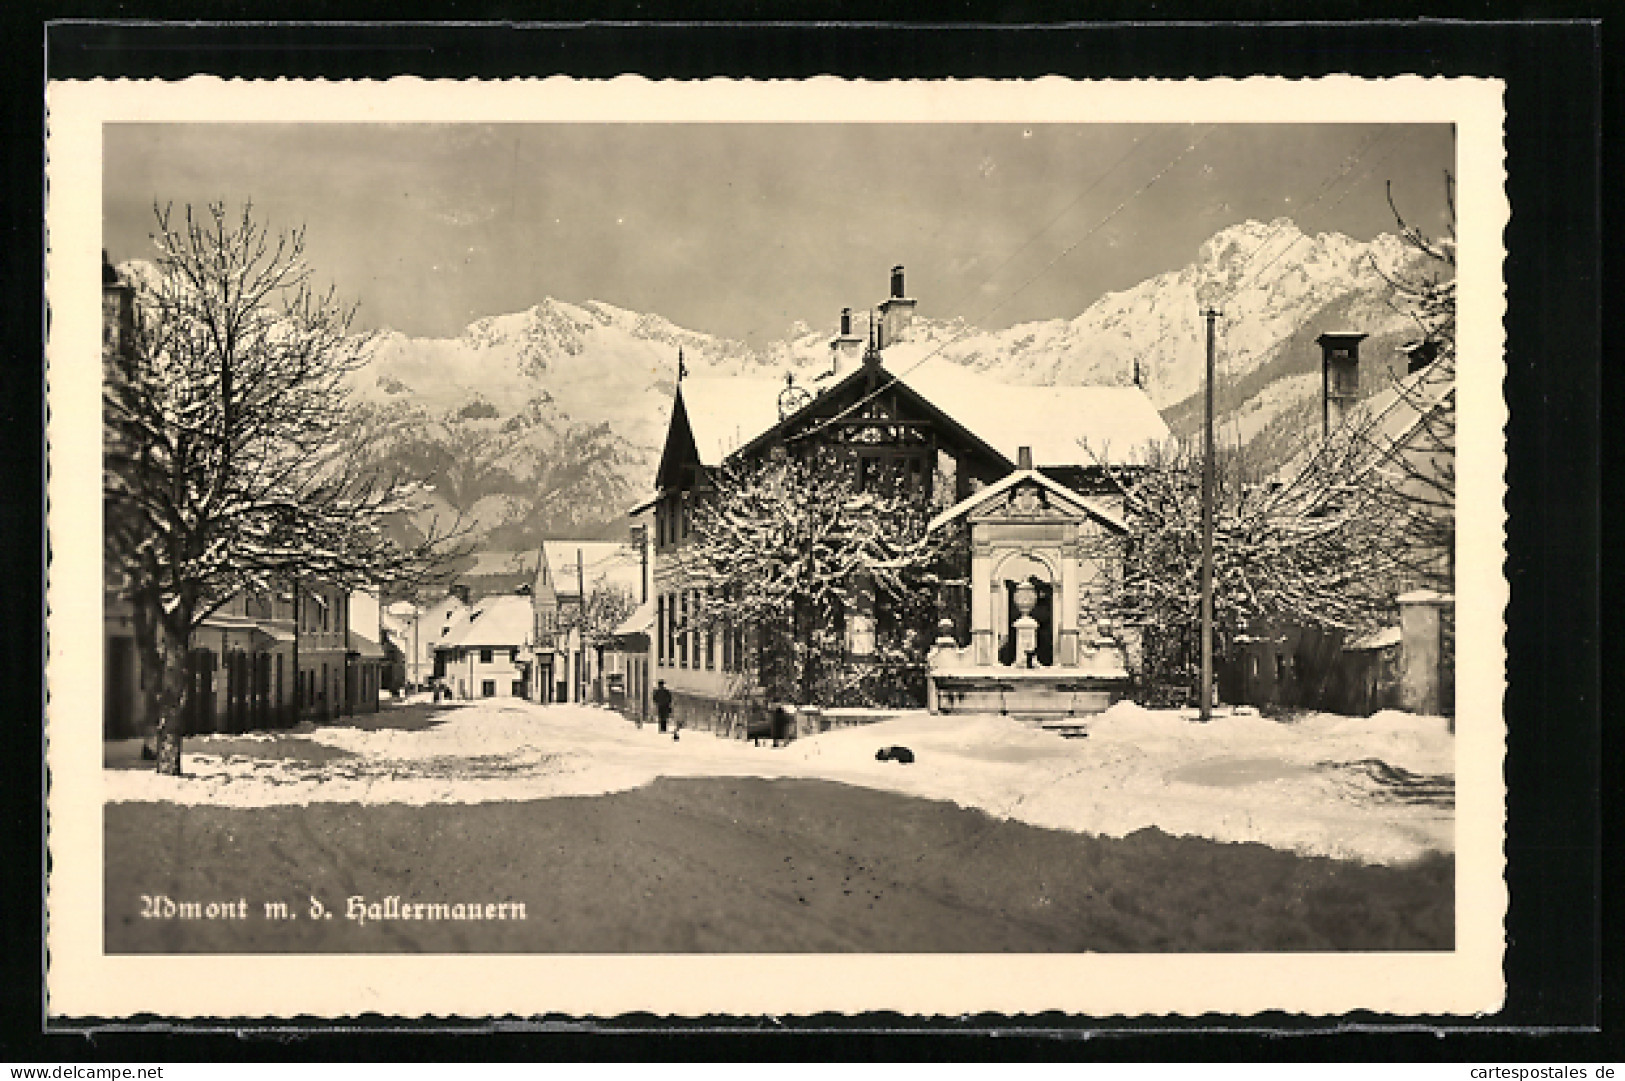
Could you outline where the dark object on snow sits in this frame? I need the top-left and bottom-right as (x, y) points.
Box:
(875, 745), (915, 764)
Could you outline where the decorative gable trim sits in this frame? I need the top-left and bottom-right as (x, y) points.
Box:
(927, 468), (1127, 535)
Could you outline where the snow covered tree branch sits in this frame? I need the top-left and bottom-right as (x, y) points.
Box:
(104, 202), (471, 775)
(673, 448), (957, 706)
(1083, 435), (1402, 703)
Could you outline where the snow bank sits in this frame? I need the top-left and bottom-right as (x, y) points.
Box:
(104, 700), (1454, 865)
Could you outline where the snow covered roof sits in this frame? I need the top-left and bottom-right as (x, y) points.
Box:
(897, 350), (1169, 467)
(347, 630), (387, 660)
(438, 594), (533, 650)
(676, 377), (788, 466)
(927, 467), (1128, 535)
(459, 549), (541, 580)
(671, 351), (1168, 473)
(1346, 625), (1402, 651)
(614, 599), (655, 635)
(1277, 358), (1454, 484)
(252, 624), (295, 646)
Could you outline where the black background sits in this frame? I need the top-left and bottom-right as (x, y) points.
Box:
(1, 9), (1609, 1062)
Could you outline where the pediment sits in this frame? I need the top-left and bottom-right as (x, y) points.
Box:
(930, 469), (1127, 535)
(971, 480), (1078, 521)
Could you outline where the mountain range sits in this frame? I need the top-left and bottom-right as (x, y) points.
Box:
(120, 217), (1441, 552)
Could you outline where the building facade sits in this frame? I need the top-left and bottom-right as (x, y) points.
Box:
(637, 266), (1169, 731)
(432, 593), (533, 700)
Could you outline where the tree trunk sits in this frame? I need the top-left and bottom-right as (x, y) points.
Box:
(151, 608), (193, 776)
(128, 586), (163, 749)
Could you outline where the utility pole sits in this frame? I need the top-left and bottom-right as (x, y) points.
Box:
(1200, 305), (1221, 723)
(577, 547), (586, 703)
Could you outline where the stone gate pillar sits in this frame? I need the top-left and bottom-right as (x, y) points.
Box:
(1398, 590), (1453, 716)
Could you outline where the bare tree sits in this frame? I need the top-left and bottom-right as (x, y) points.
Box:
(1361, 174), (1456, 592)
(104, 203), (465, 775)
(562, 579), (639, 689)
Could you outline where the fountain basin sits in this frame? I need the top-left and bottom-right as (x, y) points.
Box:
(928, 666), (1130, 720)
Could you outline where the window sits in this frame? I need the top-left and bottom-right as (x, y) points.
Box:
(1275, 653), (1289, 684)
(667, 592), (677, 665)
(512, 680), (525, 698)
(706, 627), (715, 670)
(656, 595), (666, 665)
(480, 648), (493, 665)
(481, 679), (496, 698)
(678, 592), (689, 668)
(721, 619), (731, 672)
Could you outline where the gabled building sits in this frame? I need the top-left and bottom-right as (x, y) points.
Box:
(636, 265), (1169, 730)
(433, 593), (535, 700)
(530, 540), (645, 703)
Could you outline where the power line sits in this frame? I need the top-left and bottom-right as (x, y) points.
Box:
(1219, 128), (1414, 316)
(1132, 128), (1396, 398)
(788, 125), (1219, 449)
(928, 131), (1153, 323)
(1123, 127), (1413, 451)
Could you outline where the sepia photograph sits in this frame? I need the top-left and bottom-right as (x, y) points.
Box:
(47, 76), (1508, 1018)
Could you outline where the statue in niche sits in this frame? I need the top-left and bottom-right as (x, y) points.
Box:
(997, 575), (1053, 667)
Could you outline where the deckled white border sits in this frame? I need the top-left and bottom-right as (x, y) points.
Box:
(45, 75), (1508, 1019)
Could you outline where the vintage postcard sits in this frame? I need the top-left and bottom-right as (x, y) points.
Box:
(46, 75), (1507, 1019)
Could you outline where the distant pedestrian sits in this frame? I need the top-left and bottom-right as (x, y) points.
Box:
(653, 680), (673, 734)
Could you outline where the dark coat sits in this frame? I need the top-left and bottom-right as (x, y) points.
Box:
(652, 686), (673, 715)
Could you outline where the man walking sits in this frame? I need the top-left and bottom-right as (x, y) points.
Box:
(653, 679), (673, 735)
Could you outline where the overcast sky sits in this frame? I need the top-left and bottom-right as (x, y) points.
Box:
(104, 124), (1454, 348)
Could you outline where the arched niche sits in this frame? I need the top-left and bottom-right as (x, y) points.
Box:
(991, 551), (1057, 667)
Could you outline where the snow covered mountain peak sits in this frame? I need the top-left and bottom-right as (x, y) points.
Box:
(114, 215), (1443, 543)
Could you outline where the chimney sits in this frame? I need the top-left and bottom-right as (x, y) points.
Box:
(1317, 331), (1368, 438)
(877, 264), (917, 349)
(1017, 445), (1034, 471)
(1403, 339), (1440, 374)
(828, 306), (863, 375)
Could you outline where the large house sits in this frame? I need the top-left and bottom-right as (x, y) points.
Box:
(104, 570), (385, 738)
(634, 266), (1169, 730)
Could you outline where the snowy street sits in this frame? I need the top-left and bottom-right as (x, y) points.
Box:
(105, 697), (1452, 865)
